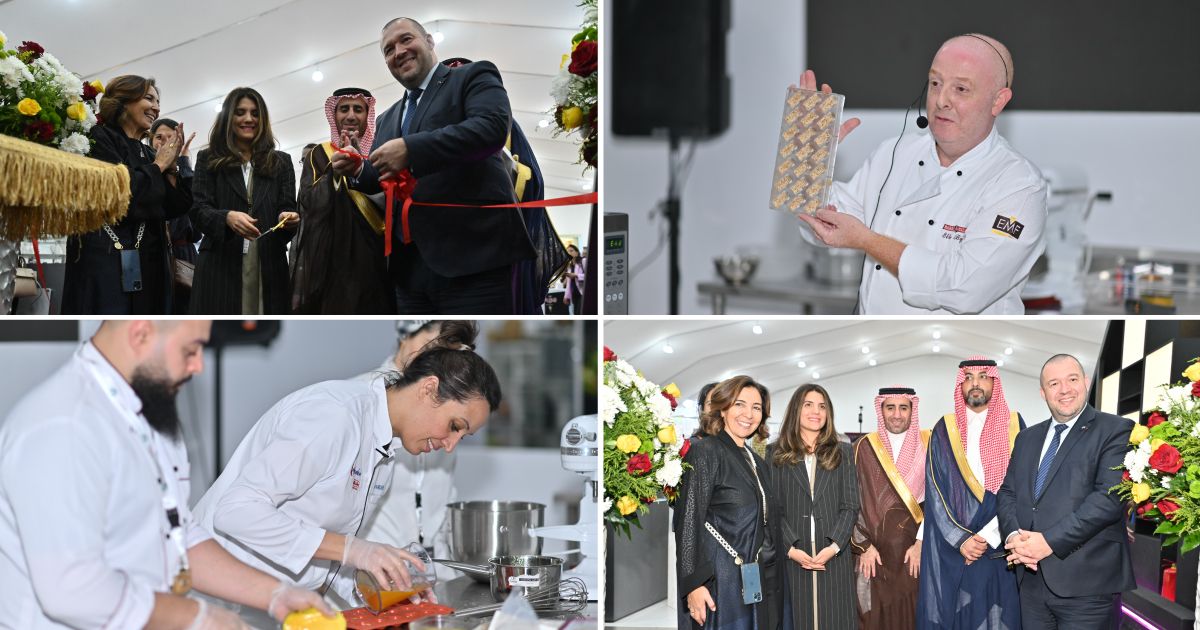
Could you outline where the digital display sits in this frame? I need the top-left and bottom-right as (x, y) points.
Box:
(605, 235), (625, 255)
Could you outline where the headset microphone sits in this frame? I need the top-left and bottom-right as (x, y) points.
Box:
(916, 114), (928, 129)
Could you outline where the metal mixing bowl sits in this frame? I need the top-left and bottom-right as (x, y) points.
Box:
(714, 255), (760, 286)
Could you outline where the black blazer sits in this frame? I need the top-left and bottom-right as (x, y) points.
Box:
(997, 404), (1136, 597)
(188, 149), (296, 314)
(353, 61), (536, 278)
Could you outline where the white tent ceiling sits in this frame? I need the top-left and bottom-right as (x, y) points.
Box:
(0, 0), (594, 203)
(604, 319), (1111, 402)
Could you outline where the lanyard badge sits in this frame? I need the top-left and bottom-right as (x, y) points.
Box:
(86, 360), (192, 594)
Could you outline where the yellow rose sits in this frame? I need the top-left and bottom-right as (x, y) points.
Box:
(90, 79), (104, 94)
(1131, 483), (1151, 503)
(617, 496), (639, 516)
(664, 383), (682, 398)
(1184, 362), (1200, 383)
(560, 53), (570, 69)
(1130, 424), (1150, 444)
(66, 102), (87, 121)
(658, 425), (677, 444)
(562, 107), (584, 129)
(616, 434), (641, 453)
(1151, 439), (1166, 453)
(17, 98), (41, 117)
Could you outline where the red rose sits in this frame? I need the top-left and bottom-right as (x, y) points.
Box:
(586, 107), (597, 130)
(1148, 411), (1168, 428)
(582, 139), (597, 168)
(18, 41), (44, 59)
(1137, 502), (1154, 516)
(626, 453), (652, 475)
(662, 390), (677, 410)
(1123, 470), (1132, 482)
(663, 486), (677, 501)
(1150, 443), (1183, 473)
(95, 113), (104, 126)
(82, 82), (99, 101)
(24, 121), (54, 142)
(569, 41), (598, 77)
(1192, 381), (1200, 397)
(604, 346), (616, 362)
(679, 438), (691, 459)
(1158, 498), (1181, 520)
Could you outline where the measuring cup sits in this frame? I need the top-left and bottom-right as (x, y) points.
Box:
(355, 542), (437, 613)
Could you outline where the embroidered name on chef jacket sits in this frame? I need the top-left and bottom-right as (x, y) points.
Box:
(991, 216), (1025, 239)
(942, 224), (967, 242)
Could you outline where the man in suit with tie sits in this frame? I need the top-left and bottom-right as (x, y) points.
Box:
(998, 354), (1135, 630)
(331, 17), (536, 314)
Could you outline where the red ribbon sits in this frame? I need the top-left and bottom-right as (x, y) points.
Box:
(332, 145), (598, 257)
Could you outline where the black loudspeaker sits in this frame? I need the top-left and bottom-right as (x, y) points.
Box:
(612, 0), (730, 138)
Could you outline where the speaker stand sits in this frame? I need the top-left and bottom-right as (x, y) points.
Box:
(666, 134), (682, 315)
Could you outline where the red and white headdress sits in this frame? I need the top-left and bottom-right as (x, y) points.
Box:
(324, 89), (377, 156)
(874, 385), (925, 501)
(953, 357), (1012, 493)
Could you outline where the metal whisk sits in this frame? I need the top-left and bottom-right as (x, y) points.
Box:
(453, 578), (589, 617)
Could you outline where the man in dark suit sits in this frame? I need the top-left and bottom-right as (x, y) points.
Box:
(331, 17), (536, 314)
(998, 354), (1136, 630)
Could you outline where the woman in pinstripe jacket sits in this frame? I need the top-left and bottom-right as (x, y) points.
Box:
(766, 384), (860, 630)
(189, 87), (298, 314)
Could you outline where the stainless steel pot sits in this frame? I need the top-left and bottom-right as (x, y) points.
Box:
(808, 247), (866, 286)
(434, 556), (563, 602)
(448, 501), (544, 583)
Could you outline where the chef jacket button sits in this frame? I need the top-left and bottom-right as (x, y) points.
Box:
(895, 210), (901, 216)
(928, 220), (935, 225)
(919, 161), (924, 166)
(957, 170), (963, 176)
(875, 264), (882, 270)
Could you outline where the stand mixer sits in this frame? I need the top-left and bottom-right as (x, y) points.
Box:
(529, 414), (598, 599)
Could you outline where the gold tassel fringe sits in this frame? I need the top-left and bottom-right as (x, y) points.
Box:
(0, 133), (131, 241)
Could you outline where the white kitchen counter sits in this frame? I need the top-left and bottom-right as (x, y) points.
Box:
(605, 599), (674, 630)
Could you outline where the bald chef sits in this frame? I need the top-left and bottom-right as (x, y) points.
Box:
(797, 33), (1047, 315)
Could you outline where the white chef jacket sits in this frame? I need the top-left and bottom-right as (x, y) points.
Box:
(0, 341), (210, 630)
(351, 357), (459, 580)
(192, 378), (396, 601)
(800, 125), (1047, 314)
(916, 409), (1001, 548)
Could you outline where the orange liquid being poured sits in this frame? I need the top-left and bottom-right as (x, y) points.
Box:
(362, 581), (431, 611)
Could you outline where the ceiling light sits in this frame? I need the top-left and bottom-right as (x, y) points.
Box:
(797, 361), (806, 368)
(432, 31), (444, 43)
(214, 102), (222, 112)
(812, 372), (820, 379)
(997, 360), (1005, 367)
(538, 119), (550, 128)
(752, 325), (762, 335)
(1005, 347), (1013, 355)
(582, 181), (593, 190)
(932, 330), (941, 339)
(861, 346), (870, 354)
(932, 345), (940, 353)
(662, 344), (673, 354)
(312, 70), (323, 82)
(869, 359), (877, 366)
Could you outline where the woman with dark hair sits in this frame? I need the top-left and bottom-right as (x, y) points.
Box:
(767, 384), (860, 630)
(193, 322), (500, 608)
(563, 244), (585, 315)
(62, 75), (191, 314)
(190, 87), (298, 314)
(675, 375), (792, 630)
(148, 117), (202, 314)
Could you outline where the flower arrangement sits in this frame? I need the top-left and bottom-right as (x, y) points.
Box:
(0, 31), (101, 156)
(602, 346), (690, 538)
(548, 0), (597, 170)
(1115, 360), (1200, 551)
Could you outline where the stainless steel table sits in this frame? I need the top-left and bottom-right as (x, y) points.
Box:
(696, 278), (857, 314)
(435, 576), (598, 621)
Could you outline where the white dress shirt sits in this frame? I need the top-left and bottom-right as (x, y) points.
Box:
(887, 429), (906, 461)
(192, 378), (396, 601)
(351, 66), (436, 180)
(0, 342), (210, 630)
(351, 358), (459, 580)
(1004, 411), (1083, 544)
(915, 409), (1000, 547)
(800, 125), (1047, 314)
